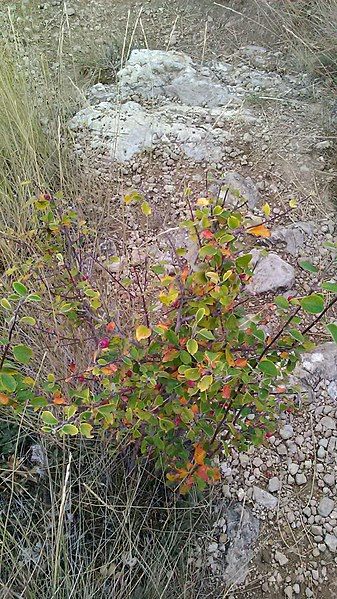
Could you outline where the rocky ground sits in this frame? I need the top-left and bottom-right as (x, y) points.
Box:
(2, 1), (337, 598)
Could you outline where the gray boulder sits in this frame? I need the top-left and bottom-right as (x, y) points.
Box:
(117, 49), (231, 107)
(247, 252), (295, 294)
(224, 503), (260, 586)
(294, 343), (337, 388)
(271, 221), (314, 256)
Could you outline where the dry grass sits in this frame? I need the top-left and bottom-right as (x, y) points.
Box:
(0, 418), (213, 599)
(259, 0), (337, 87)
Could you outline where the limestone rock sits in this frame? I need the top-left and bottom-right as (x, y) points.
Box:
(294, 343), (337, 388)
(253, 486), (278, 509)
(318, 497), (334, 517)
(247, 252), (295, 295)
(224, 504), (260, 586)
(118, 49), (231, 107)
(271, 222), (314, 256)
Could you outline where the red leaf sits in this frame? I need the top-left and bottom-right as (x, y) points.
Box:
(221, 385), (231, 399)
(201, 229), (214, 239)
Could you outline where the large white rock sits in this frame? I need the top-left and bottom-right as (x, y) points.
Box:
(69, 49), (256, 164)
(117, 49), (231, 107)
(247, 252), (295, 294)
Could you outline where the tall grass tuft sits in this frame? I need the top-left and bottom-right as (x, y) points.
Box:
(0, 427), (212, 599)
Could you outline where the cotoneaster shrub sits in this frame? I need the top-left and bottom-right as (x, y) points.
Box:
(1, 191), (337, 493)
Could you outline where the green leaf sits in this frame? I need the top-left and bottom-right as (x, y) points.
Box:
(184, 368), (200, 381)
(300, 293), (324, 314)
(197, 328), (215, 341)
(289, 328), (305, 342)
(299, 261), (318, 273)
(236, 254), (252, 269)
(61, 424), (79, 435)
(199, 245), (218, 258)
(195, 308), (206, 324)
(13, 344), (33, 364)
(227, 215), (241, 229)
(159, 418), (175, 432)
(26, 294), (41, 302)
(31, 396), (48, 408)
(198, 375), (213, 391)
(141, 201), (152, 216)
(186, 339), (198, 355)
(0, 298), (11, 310)
(20, 316), (36, 326)
(180, 350), (192, 365)
(275, 296), (290, 309)
(326, 323), (337, 343)
(13, 282), (28, 296)
(0, 373), (16, 392)
(41, 411), (58, 426)
(322, 282), (337, 293)
(258, 360), (279, 377)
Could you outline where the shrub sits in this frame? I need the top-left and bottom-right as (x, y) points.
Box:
(1, 192), (337, 493)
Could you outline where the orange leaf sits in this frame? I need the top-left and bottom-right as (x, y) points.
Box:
(162, 348), (179, 362)
(235, 358), (248, 367)
(179, 397), (189, 405)
(181, 267), (190, 283)
(196, 465), (210, 482)
(211, 467), (221, 482)
(0, 392), (10, 405)
(222, 385), (231, 399)
(156, 322), (169, 331)
(106, 321), (116, 332)
(53, 392), (67, 405)
(194, 443), (206, 466)
(179, 476), (194, 494)
(191, 404), (199, 415)
(101, 363), (118, 375)
(247, 224), (271, 238)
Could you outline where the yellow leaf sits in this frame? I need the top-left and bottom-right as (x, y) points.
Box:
(225, 347), (235, 367)
(247, 224), (271, 238)
(194, 443), (206, 466)
(289, 198), (298, 209)
(262, 202), (271, 217)
(159, 288), (179, 306)
(198, 375), (213, 391)
(196, 198), (210, 206)
(124, 190), (142, 204)
(141, 201), (152, 216)
(223, 269), (233, 282)
(167, 468), (189, 482)
(135, 325), (152, 341)
(206, 271), (219, 284)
